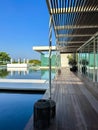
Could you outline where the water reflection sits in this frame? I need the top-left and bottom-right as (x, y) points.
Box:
(7, 68), (29, 76)
(0, 69), (9, 78)
(0, 67), (41, 79)
(41, 69), (55, 80)
(0, 67), (55, 79)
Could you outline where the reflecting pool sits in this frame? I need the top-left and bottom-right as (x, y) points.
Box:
(0, 93), (42, 130)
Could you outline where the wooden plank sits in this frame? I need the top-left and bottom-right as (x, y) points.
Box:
(25, 68), (98, 130)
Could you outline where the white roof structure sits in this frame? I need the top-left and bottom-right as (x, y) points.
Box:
(32, 46), (56, 52)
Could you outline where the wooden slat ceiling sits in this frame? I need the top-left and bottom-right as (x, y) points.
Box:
(46, 0), (98, 53)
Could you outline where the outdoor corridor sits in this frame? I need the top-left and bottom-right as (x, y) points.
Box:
(26, 68), (98, 130)
(50, 68), (98, 130)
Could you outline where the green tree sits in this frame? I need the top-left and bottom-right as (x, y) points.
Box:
(29, 59), (41, 65)
(0, 52), (11, 64)
(67, 54), (77, 66)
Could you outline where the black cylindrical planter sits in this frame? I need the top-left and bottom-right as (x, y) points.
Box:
(34, 99), (50, 129)
(48, 99), (56, 118)
(38, 99), (56, 118)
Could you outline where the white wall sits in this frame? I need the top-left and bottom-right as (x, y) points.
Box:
(7, 64), (28, 68)
(61, 53), (70, 67)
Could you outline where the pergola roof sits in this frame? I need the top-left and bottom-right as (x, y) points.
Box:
(46, 0), (98, 53)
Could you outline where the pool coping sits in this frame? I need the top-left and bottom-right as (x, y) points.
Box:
(0, 79), (47, 83)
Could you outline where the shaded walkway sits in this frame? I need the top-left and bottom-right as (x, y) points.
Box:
(25, 68), (98, 130)
(50, 68), (98, 130)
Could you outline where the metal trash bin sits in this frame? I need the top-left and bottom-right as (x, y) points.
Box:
(34, 99), (50, 129)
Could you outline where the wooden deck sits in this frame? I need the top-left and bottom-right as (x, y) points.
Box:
(25, 68), (98, 130)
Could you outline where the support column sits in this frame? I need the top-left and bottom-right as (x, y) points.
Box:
(97, 37), (98, 82)
(93, 37), (96, 82)
(88, 45), (91, 79)
(80, 49), (82, 73)
(88, 45), (90, 78)
(56, 41), (60, 69)
(55, 40), (58, 73)
(49, 15), (52, 99)
(78, 51), (80, 72)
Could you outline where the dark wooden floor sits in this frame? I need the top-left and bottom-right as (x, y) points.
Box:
(25, 68), (98, 130)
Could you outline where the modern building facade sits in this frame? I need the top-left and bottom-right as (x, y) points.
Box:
(33, 46), (72, 68)
(33, 46), (61, 68)
(78, 33), (98, 83)
(46, 0), (98, 84)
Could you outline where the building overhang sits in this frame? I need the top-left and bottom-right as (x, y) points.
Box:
(46, 0), (98, 53)
(32, 46), (56, 53)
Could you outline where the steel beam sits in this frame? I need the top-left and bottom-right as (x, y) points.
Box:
(59, 45), (81, 48)
(57, 41), (86, 44)
(55, 25), (98, 30)
(59, 47), (78, 51)
(59, 45), (84, 47)
(77, 32), (98, 51)
(56, 34), (93, 38)
(50, 7), (98, 14)
(46, 0), (51, 14)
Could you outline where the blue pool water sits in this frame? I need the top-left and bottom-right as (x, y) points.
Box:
(0, 93), (42, 130)
(0, 67), (55, 80)
(0, 67), (55, 130)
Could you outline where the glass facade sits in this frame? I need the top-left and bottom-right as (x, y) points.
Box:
(41, 52), (61, 67)
(78, 33), (98, 83)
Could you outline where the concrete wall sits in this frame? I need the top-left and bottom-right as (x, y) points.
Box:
(7, 64), (28, 68)
(61, 53), (70, 67)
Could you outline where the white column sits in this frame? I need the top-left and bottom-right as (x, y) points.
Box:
(18, 58), (20, 64)
(27, 59), (29, 64)
(24, 58), (26, 63)
(11, 58), (13, 64)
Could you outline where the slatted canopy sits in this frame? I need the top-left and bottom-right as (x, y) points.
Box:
(46, 0), (98, 53)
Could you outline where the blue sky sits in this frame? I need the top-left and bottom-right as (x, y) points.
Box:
(0, 0), (55, 60)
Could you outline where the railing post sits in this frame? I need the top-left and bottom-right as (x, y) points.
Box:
(49, 15), (52, 99)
